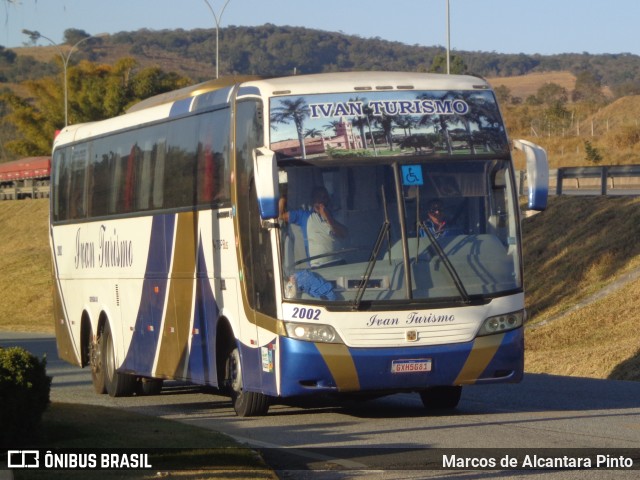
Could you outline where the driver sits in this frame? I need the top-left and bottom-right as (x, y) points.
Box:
(420, 199), (447, 238)
(279, 186), (348, 267)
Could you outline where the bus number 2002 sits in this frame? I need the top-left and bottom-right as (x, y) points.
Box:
(291, 307), (321, 320)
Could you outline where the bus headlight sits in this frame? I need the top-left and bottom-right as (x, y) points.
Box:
(477, 311), (524, 336)
(284, 322), (343, 344)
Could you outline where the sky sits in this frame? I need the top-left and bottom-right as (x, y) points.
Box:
(1, 0), (639, 56)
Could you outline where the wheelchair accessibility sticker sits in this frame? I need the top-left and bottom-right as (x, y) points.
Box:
(401, 165), (424, 186)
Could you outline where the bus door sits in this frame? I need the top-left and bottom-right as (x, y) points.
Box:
(234, 99), (278, 390)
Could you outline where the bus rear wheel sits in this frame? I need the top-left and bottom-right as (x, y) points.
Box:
(102, 322), (136, 397)
(90, 333), (106, 394)
(419, 386), (462, 410)
(225, 347), (269, 417)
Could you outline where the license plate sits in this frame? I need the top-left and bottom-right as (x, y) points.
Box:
(391, 359), (432, 373)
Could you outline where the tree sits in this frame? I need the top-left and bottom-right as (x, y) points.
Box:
(1, 89), (55, 155)
(536, 82), (568, 106)
(494, 85), (511, 105)
(429, 54), (467, 75)
(572, 71), (608, 107)
(584, 140), (603, 164)
(63, 28), (92, 46)
(2, 58), (189, 156)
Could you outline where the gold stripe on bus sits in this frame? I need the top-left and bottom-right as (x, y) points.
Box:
(454, 334), (505, 385)
(253, 311), (279, 335)
(155, 212), (198, 378)
(314, 343), (361, 392)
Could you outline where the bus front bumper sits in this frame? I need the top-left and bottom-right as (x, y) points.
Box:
(276, 328), (523, 397)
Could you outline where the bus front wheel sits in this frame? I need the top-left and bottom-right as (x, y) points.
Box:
(102, 322), (136, 397)
(225, 347), (269, 417)
(419, 386), (462, 410)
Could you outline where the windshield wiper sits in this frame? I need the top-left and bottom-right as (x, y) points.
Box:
(418, 220), (471, 304)
(352, 186), (391, 310)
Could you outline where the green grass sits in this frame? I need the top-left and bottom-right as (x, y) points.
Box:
(522, 196), (640, 381)
(13, 403), (275, 480)
(522, 196), (640, 321)
(0, 199), (52, 332)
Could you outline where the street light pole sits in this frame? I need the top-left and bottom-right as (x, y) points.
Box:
(22, 30), (105, 126)
(446, 0), (451, 74)
(202, 0), (231, 79)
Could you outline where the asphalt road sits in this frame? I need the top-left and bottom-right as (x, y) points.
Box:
(2, 332), (640, 479)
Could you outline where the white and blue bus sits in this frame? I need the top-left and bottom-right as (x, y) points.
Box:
(50, 72), (548, 416)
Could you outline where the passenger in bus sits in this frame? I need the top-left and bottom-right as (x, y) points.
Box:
(419, 199), (447, 238)
(279, 186), (348, 268)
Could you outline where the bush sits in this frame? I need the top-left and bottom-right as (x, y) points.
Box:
(0, 347), (51, 448)
(584, 140), (603, 164)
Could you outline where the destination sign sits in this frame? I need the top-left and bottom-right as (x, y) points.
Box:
(308, 99), (470, 118)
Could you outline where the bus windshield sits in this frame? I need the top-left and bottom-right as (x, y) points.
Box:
(272, 87), (519, 306)
(278, 158), (521, 305)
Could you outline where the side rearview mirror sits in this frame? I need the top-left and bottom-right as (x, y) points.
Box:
(513, 139), (549, 211)
(252, 147), (279, 220)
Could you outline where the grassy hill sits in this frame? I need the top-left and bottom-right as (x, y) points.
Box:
(0, 199), (52, 332)
(1, 196), (639, 381)
(488, 71), (578, 101)
(522, 196), (640, 380)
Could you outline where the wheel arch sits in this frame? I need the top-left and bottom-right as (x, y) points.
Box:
(80, 309), (108, 368)
(96, 311), (109, 338)
(80, 311), (91, 367)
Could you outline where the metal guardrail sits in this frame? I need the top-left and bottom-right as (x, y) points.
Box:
(519, 165), (640, 197)
(556, 165), (640, 195)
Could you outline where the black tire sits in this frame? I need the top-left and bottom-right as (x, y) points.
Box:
(226, 347), (269, 417)
(139, 378), (163, 396)
(90, 331), (106, 394)
(103, 322), (136, 397)
(419, 386), (462, 410)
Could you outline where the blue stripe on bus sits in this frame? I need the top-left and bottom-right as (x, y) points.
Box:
(186, 235), (220, 386)
(121, 214), (176, 376)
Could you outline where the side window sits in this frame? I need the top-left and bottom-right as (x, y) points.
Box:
(68, 146), (88, 220)
(136, 123), (168, 212)
(152, 139), (166, 209)
(137, 140), (154, 211)
(89, 138), (112, 217)
(165, 116), (199, 209)
(196, 109), (231, 206)
(54, 111), (232, 219)
(52, 148), (70, 221)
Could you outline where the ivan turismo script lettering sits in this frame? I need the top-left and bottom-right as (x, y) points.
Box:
(309, 99), (470, 118)
(75, 226), (134, 269)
